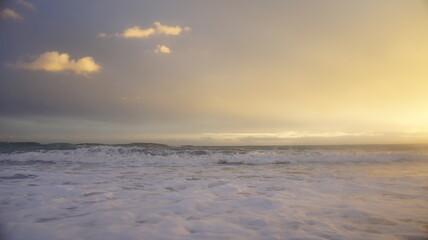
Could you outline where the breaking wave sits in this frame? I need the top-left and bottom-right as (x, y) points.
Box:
(0, 142), (427, 167)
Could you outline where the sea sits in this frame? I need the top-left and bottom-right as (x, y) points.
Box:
(0, 142), (427, 240)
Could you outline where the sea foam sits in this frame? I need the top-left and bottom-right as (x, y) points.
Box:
(0, 144), (427, 240)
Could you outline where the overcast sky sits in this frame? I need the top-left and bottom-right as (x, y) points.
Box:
(1, 0), (428, 145)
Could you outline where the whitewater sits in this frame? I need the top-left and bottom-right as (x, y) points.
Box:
(0, 143), (427, 240)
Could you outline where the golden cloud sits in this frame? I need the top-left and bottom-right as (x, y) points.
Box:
(10, 51), (101, 75)
(99, 22), (191, 39)
(120, 26), (156, 38)
(154, 45), (171, 54)
(154, 22), (190, 36)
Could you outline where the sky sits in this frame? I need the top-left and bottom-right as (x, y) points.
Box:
(1, 0), (428, 145)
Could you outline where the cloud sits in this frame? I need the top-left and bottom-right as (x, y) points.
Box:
(9, 51), (101, 75)
(154, 45), (171, 54)
(1, 8), (23, 20)
(100, 22), (191, 39)
(120, 26), (156, 38)
(154, 22), (191, 36)
(16, 0), (37, 11)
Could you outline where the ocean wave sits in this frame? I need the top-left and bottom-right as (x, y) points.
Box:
(0, 144), (427, 167)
